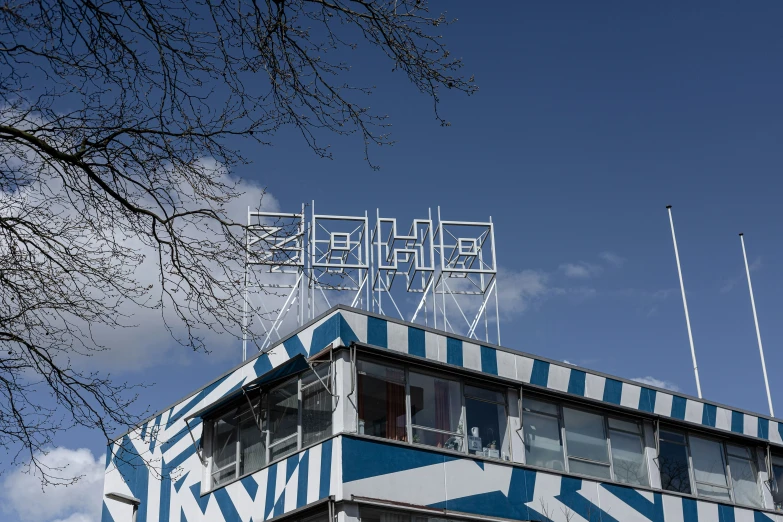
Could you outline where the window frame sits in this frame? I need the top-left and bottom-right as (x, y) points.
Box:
(204, 360), (334, 492)
(657, 425), (764, 508)
(355, 355), (511, 460)
(521, 392), (651, 486)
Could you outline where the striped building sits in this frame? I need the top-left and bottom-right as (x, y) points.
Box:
(102, 306), (783, 522)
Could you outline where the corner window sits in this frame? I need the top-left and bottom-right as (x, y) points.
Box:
(210, 401), (265, 488)
(206, 361), (333, 491)
(522, 396), (648, 486)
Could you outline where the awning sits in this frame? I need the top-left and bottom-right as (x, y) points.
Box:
(186, 354), (311, 422)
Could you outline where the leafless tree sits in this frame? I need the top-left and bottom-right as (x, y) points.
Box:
(0, 0), (475, 484)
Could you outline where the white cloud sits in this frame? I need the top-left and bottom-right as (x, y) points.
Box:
(720, 257), (761, 294)
(632, 376), (680, 392)
(559, 262), (603, 279)
(0, 447), (104, 522)
(599, 251), (626, 267)
(496, 268), (551, 316)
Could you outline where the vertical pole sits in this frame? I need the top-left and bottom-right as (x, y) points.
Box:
(667, 206), (702, 398)
(311, 200), (316, 320)
(242, 206), (250, 362)
(740, 233), (774, 416)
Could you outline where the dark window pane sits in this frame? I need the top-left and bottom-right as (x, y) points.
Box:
(465, 397), (506, 458)
(270, 435), (298, 461)
(660, 429), (687, 444)
(659, 439), (692, 494)
(357, 360), (406, 441)
(239, 408), (265, 475)
(523, 398), (558, 416)
(464, 385), (504, 403)
(771, 460), (783, 510)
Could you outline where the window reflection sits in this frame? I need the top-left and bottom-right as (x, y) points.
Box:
(357, 360), (407, 441)
(409, 372), (463, 448)
(659, 429), (692, 494)
(465, 385), (508, 459)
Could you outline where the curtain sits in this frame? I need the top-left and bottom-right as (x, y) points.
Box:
(386, 381), (406, 441)
(434, 380), (450, 446)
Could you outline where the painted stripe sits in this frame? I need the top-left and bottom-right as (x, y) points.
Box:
(703, 403), (717, 427)
(463, 342), (481, 371)
(387, 321), (408, 354)
(567, 370), (586, 396)
(530, 360), (549, 387)
(671, 396), (687, 420)
(603, 378), (623, 405)
(319, 438), (333, 499)
(639, 388), (657, 413)
(547, 364), (570, 392)
(446, 337), (463, 367)
(367, 316), (388, 348)
(732, 411), (744, 434)
(408, 327), (426, 357)
(585, 373), (606, 401)
(480, 346), (498, 375)
(759, 418), (770, 440)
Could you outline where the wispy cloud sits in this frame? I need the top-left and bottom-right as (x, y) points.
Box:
(497, 268), (551, 316)
(720, 257), (762, 294)
(599, 251), (626, 267)
(560, 262), (603, 279)
(632, 376), (680, 392)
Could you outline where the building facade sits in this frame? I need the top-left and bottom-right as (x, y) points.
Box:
(102, 306), (783, 522)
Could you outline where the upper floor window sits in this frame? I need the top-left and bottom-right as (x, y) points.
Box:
(658, 428), (762, 508)
(356, 357), (510, 460)
(771, 454), (783, 511)
(522, 396), (649, 487)
(205, 362), (332, 491)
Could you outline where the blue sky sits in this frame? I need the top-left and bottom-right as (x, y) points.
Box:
(14, 0), (783, 488)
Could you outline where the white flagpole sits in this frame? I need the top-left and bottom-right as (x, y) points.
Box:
(667, 206), (703, 398)
(739, 233), (774, 416)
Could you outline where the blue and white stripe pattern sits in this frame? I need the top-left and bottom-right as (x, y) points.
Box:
(356, 309), (783, 447)
(102, 306), (783, 522)
(342, 436), (783, 522)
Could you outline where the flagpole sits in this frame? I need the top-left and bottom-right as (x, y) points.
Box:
(739, 233), (774, 416)
(667, 206), (703, 398)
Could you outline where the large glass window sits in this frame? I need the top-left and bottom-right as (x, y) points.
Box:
(465, 384), (508, 459)
(690, 435), (731, 502)
(357, 359), (407, 441)
(726, 444), (761, 508)
(210, 400), (265, 488)
(658, 429), (692, 494)
(522, 396), (648, 484)
(522, 398), (565, 471)
(563, 407), (611, 480)
(268, 378), (299, 461)
(207, 362), (334, 491)
(409, 372), (463, 451)
(302, 363), (332, 447)
(658, 427), (762, 507)
(608, 417), (649, 487)
(771, 455), (783, 511)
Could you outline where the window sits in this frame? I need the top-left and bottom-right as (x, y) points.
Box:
(360, 506), (462, 522)
(464, 385), (509, 459)
(658, 429), (692, 494)
(355, 357), (509, 459)
(658, 428), (762, 507)
(206, 362), (333, 490)
(357, 359), (406, 441)
(608, 418), (649, 487)
(690, 435), (731, 502)
(771, 454), (783, 511)
(409, 371), (463, 451)
(302, 363), (333, 446)
(726, 444), (762, 508)
(523, 398), (564, 471)
(563, 407), (611, 480)
(522, 396), (648, 485)
(210, 400), (265, 488)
